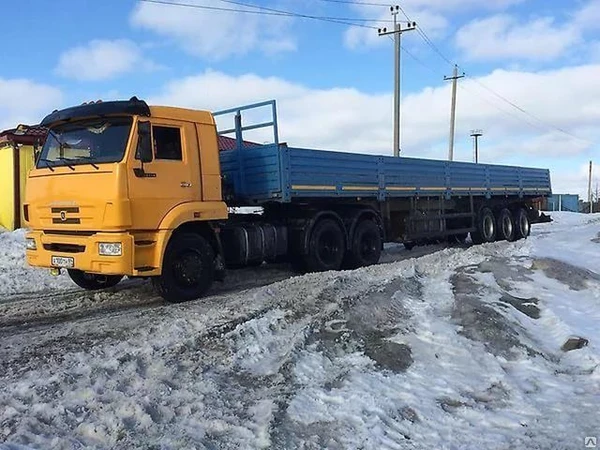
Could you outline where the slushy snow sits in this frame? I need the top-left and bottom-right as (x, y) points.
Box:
(0, 212), (599, 449)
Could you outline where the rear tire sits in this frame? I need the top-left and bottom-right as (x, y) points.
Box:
(152, 233), (215, 303)
(515, 207), (531, 240)
(345, 219), (382, 268)
(304, 218), (346, 272)
(497, 208), (517, 241)
(470, 207), (496, 244)
(67, 270), (122, 290)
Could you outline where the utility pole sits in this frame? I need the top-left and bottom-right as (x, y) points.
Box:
(378, 7), (416, 157)
(444, 64), (465, 161)
(470, 129), (482, 163)
(589, 160), (593, 213)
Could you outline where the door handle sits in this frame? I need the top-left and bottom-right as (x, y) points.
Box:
(180, 182), (192, 188)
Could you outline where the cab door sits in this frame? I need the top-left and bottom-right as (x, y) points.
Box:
(128, 119), (201, 230)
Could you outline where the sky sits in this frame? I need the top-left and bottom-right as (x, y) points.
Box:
(1, 0), (599, 197)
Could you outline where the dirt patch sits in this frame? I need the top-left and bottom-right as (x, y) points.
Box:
(364, 339), (413, 373)
(499, 293), (540, 319)
(531, 258), (600, 291)
(451, 272), (539, 359)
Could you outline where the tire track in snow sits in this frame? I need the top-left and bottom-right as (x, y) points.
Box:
(0, 245), (448, 334)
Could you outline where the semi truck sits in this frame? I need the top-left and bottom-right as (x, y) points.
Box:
(23, 97), (551, 302)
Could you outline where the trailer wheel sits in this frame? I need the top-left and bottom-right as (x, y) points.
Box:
(346, 219), (382, 268)
(497, 208), (517, 241)
(471, 207), (496, 244)
(515, 207), (531, 239)
(305, 218), (346, 272)
(67, 270), (122, 290)
(152, 232), (215, 303)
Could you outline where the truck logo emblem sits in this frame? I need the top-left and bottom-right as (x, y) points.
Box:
(60, 211), (67, 221)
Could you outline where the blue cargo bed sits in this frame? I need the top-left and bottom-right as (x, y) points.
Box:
(214, 101), (552, 205)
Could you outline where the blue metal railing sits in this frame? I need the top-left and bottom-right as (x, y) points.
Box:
(213, 99), (279, 151)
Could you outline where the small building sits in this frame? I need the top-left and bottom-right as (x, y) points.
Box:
(545, 194), (580, 212)
(0, 125), (47, 230)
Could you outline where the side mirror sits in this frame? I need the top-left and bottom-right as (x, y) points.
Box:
(136, 121), (152, 163)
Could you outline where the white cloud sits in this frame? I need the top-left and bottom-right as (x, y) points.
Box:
(55, 39), (151, 81)
(129, 0), (296, 59)
(149, 66), (599, 197)
(0, 78), (62, 131)
(573, 0), (600, 30)
(343, 0), (524, 50)
(455, 14), (581, 62)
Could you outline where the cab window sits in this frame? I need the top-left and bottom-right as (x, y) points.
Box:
(153, 126), (182, 160)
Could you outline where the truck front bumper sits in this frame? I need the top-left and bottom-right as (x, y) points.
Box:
(25, 230), (135, 276)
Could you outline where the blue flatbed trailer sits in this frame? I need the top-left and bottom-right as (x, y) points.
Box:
(213, 100), (551, 268)
(216, 100), (551, 205)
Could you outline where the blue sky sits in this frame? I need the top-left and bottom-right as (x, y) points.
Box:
(2, 0), (599, 197)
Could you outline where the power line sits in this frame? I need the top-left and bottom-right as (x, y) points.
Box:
(464, 75), (591, 143)
(314, 0), (393, 6)
(137, 0), (381, 28)
(221, 0), (393, 23)
(387, 4), (590, 143)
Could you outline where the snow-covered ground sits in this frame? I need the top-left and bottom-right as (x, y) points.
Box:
(0, 212), (599, 450)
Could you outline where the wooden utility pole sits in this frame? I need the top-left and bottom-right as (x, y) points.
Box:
(378, 7), (416, 157)
(444, 65), (465, 161)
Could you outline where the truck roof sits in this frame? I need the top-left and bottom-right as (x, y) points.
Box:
(40, 97), (215, 127)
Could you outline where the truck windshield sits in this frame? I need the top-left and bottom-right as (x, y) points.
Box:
(36, 117), (133, 169)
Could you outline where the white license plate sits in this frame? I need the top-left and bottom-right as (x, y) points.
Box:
(51, 256), (74, 268)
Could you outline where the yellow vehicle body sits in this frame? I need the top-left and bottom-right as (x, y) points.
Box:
(24, 102), (228, 279)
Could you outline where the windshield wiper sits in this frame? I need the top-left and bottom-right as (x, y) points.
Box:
(73, 156), (99, 170)
(56, 157), (76, 171)
(38, 158), (55, 172)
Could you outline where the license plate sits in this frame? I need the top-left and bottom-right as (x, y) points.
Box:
(51, 256), (74, 268)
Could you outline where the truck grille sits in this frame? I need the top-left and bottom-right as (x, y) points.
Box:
(52, 218), (81, 224)
(50, 207), (81, 225)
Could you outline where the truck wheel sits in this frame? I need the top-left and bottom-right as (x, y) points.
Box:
(346, 219), (382, 268)
(305, 218), (346, 272)
(497, 208), (517, 241)
(515, 207), (531, 239)
(471, 207), (496, 244)
(67, 269), (123, 290)
(152, 233), (215, 303)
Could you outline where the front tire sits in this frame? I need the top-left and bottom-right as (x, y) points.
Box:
(67, 269), (122, 290)
(152, 233), (215, 303)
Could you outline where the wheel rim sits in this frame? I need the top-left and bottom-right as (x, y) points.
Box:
(520, 213), (530, 236)
(318, 230), (342, 266)
(173, 250), (204, 287)
(360, 232), (378, 260)
(483, 215), (494, 239)
(502, 215), (513, 238)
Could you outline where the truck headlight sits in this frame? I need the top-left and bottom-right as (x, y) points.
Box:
(99, 242), (122, 256)
(25, 238), (37, 250)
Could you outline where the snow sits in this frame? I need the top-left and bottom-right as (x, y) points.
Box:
(1, 212), (599, 449)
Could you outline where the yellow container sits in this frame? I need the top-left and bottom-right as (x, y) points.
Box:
(0, 126), (40, 230)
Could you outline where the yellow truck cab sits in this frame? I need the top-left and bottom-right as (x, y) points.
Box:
(24, 97), (550, 303)
(24, 97), (229, 302)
